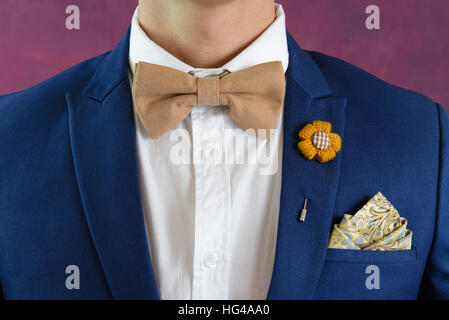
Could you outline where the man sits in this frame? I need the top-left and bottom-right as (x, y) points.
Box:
(0, 0), (448, 299)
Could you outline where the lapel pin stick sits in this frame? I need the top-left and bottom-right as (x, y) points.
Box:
(298, 198), (308, 222)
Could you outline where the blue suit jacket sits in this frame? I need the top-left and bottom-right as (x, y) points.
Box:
(1, 30), (448, 300)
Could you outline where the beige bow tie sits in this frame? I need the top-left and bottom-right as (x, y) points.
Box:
(132, 61), (286, 139)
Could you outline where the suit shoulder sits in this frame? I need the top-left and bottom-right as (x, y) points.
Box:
(307, 50), (437, 114)
(0, 52), (110, 175)
(305, 50), (442, 153)
(0, 52), (109, 124)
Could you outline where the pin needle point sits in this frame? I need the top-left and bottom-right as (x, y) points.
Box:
(299, 198), (308, 222)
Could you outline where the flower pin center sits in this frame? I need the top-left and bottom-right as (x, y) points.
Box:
(312, 131), (331, 150)
(297, 121), (341, 163)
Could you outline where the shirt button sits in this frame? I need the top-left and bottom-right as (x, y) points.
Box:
(204, 252), (221, 268)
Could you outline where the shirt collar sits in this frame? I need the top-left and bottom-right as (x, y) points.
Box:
(128, 3), (289, 75)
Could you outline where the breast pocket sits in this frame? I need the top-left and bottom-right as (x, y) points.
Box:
(314, 247), (420, 300)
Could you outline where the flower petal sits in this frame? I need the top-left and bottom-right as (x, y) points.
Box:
(298, 123), (318, 140)
(312, 121), (332, 134)
(316, 148), (337, 163)
(329, 132), (342, 153)
(298, 140), (317, 160)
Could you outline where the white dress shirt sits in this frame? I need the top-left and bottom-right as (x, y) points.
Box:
(129, 4), (289, 299)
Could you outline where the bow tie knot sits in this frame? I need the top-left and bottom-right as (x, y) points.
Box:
(197, 76), (220, 106)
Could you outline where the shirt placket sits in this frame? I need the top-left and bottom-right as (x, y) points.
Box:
(190, 101), (230, 300)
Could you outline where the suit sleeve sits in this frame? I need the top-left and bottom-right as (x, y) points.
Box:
(420, 103), (449, 299)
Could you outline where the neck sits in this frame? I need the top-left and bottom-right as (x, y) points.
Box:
(138, 0), (276, 68)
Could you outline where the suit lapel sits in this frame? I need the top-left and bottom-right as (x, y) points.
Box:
(67, 29), (159, 299)
(267, 34), (347, 299)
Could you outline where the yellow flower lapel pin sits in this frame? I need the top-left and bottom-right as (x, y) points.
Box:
(298, 121), (341, 163)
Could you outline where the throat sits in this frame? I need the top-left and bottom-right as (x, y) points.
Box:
(137, 0), (277, 68)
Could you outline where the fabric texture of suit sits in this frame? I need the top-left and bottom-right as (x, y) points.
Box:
(0, 29), (448, 299)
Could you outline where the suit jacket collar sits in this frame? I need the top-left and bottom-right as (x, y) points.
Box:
(285, 33), (332, 99)
(69, 29), (346, 299)
(84, 28), (132, 101)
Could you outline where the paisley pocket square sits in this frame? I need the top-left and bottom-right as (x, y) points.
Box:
(328, 192), (412, 251)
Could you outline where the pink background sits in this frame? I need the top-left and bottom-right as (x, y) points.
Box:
(0, 0), (448, 111)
